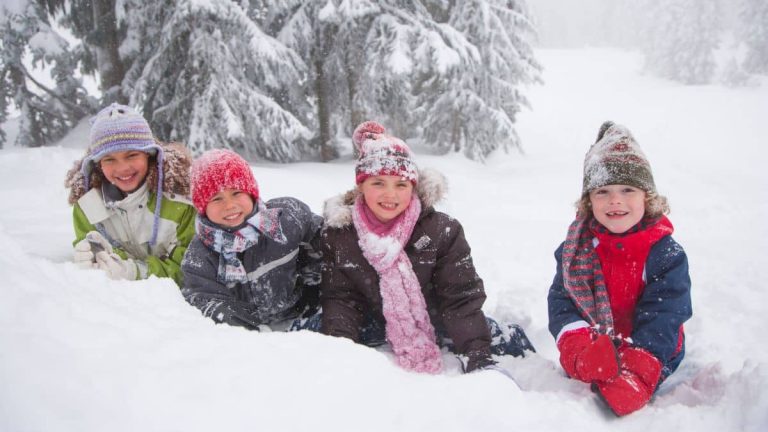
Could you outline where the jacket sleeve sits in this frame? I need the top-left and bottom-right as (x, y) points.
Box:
(319, 228), (366, 341)
(547, 242), (590, 341)
(142, 203), (197, 285)
(180, 238), (263, 329)
(631, 236), (692, 367)
(431, 217), (493, 362)
(73, 201), (196, 286)
(72, 203), (140, 269)
(280, 197), (324, 313)
(72, 203), (95, 246)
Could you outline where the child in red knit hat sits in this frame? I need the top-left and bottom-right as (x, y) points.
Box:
(181, 149), (323, 330)
(548, 121), (692, 416)
(319, 121), (534, 375)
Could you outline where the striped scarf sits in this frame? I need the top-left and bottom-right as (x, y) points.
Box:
(561, 215), (660, 336)
(196, 200), (286, 285)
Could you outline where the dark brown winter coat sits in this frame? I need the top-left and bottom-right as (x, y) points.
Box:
(320, 169), (493, 367)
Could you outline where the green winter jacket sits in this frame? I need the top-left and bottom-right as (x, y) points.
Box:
(72, 182), (196, 285)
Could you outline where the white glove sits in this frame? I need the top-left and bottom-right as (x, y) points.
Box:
(73, 231), (115, 269)
(95, 251), (138, 280)
(85, 231), (113, 254)
(73, 238), (96, 268)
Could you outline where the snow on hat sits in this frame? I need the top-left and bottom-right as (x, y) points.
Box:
(582, 121), (656, 195)
(81, 103), (165, 245)
(353, 121), (418, 185)
(191, 149), (259, 214)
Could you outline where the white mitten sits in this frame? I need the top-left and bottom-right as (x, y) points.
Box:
(85, 231), (113, 254)
(73, 239), (96, 268)
(95, 251), (138, 280)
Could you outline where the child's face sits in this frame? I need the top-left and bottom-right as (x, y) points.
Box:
(359, 175), (414, 223)
(589, 184), (646, 234)
(99, 150), (150, 193)
(205, 189), (254, 227)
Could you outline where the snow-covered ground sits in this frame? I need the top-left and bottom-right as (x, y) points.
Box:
(1, 48), (767, 431)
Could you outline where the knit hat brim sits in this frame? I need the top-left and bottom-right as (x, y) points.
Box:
(191, 149), (259, 214)
(80, 142), (162, 190)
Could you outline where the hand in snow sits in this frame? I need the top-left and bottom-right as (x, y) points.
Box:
(479, 364), (520, 387)
(557, 327), (619, 383)
(73, 238), (96, 268)
(95, 251), (138, 280)
(74, 232), (115, 269)
(596, 346), (662, 416)
(85, 231), (113, 254)
(460, 355), (521, 388)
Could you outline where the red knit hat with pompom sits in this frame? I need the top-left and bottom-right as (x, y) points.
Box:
(191, 149), (259, 214)
(353, 121), (418, 185)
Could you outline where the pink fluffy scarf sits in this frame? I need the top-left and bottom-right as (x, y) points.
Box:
(352, 194), (443, 374)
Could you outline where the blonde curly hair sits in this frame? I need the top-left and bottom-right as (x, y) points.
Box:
(576, 190), (669, 219)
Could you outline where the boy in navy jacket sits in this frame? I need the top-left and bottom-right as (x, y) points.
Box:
(548, 121), (692, 416)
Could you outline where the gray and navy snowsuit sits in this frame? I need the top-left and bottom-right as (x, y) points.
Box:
(181, 197), (323, 329)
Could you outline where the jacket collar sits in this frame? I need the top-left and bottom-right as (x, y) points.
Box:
(77, 181), (151, 224)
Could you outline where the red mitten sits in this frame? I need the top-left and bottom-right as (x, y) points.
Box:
(557, 327), (620, 383)
(352, 121), (386, 150)
(597, 346), (662, 416)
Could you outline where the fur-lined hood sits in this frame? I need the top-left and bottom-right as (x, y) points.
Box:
(64, 141), (192, 205)
(323, 168), (447, 229)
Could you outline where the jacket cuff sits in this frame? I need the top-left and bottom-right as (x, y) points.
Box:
(462, 349), (496, 373)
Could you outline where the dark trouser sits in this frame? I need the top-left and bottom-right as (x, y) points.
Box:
(291, 311), (535, 357)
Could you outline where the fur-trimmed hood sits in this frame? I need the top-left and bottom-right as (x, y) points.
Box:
(323, 167), (447, 229)
(65, 141), (192, 205)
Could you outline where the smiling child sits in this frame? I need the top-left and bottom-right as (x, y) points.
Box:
(547, 121), (692, 416)
(180, 149), (323, 330)
(319, 121), (535, 375)
(65, 103), (196, 284)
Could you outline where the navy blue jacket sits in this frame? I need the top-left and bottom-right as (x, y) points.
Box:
(548, 235), (692, 377)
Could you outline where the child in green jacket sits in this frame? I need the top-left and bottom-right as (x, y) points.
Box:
(64, 103), (196, 285)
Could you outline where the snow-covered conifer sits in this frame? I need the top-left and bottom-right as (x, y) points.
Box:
(0, 0), (95, 147)
(133, 0), (313, 161)
(737, 0), (768, 74)
(641, 0), (721, 85)
(419, 0), (542, 160)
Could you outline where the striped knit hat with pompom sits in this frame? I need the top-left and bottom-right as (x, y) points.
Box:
(82, 103), (162, 189)
(81, 103), (165, 245)
(353, 121), (418, 185)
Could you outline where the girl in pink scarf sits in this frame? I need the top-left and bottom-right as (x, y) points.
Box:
(319, 121), (534, 375)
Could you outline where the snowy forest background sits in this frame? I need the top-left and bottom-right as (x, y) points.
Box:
(2, 1), (768, 431)
(2, 0), (767, 161)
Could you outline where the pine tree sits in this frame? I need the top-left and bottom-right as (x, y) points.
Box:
(419, 0), (542, 160)
(0, 0), (95, 148)
(265, 0), (493, 158)
(738, 0), (768, 74)
(132, 0), (313, 161)
(641, 0), (721, 85)
(259, 0), (379, 160)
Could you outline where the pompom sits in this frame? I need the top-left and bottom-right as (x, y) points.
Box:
(352, 121), (386, 151)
